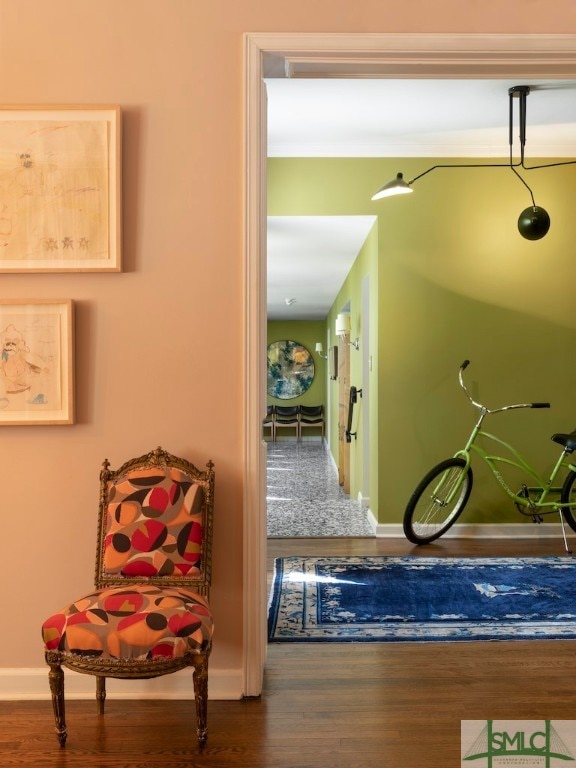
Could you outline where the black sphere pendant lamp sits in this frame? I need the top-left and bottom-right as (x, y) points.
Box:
(518, 206), (551, 241)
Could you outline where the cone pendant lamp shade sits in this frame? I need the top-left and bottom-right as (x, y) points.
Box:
(371, 172), (413, 200)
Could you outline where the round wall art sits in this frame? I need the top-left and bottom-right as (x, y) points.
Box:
(267, 340), (315, 400)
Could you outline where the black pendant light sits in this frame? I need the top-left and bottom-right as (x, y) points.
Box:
(518, 206), (551, 240)
(509, 86), (550, 240)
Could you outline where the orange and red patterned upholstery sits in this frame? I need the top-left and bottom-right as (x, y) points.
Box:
(42, 585), (212, 661)
(103, 466), (204, 578)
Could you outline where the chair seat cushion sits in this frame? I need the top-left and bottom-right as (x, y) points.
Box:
(42, 585), (213, 661)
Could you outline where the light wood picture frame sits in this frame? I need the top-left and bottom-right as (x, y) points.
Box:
(0, 300), (74, 425)
(0, 106), (121, 272)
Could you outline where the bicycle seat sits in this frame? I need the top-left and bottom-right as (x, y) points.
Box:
(551, 430), (576, 453)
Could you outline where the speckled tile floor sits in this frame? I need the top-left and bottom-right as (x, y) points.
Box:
(266, 440), (375, 537)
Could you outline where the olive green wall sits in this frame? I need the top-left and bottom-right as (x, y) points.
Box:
(267, 321), (327, 411)
(269, 157), (576, 528)
(327, 224), (379, 512)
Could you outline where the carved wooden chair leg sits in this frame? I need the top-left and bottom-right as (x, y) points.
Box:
(96, 676), (106, 714)
(192, 654), (209, 747)
(46, 654), (67, 747)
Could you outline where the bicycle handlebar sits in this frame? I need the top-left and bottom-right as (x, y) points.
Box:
(459, 360), (550, 413)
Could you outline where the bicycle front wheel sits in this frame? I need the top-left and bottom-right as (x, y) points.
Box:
(403, 457), (473, 544)
(560, 470), (576, 533)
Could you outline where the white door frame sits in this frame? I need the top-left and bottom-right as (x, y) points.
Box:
(361, 273), (370, 507)
(243, 32), (576, 696)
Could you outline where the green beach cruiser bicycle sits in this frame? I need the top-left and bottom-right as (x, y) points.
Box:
(403, 359), (576, 553)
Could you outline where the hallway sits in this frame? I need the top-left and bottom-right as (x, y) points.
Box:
(266, 440), (374, 537)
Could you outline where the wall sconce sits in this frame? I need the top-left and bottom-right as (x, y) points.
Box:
(371, 85), (576, 241)
(335, 312), (360, 350)
(315, 342), (328, 359)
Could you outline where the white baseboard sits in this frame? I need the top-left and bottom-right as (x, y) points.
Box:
(366, 507), (378, 532)
(328, 446), (338, 474)
(0, 666), (243, 701)
(375, 522), (571, 540)
(357, 492), (370, 509)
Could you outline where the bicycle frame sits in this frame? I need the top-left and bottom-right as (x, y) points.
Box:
(440, 361), (576, 538)
(454, 420), (573, 513)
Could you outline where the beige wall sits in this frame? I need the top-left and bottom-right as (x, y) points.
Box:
(2, 0), (576, 691)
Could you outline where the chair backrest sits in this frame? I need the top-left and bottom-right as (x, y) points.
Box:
(95, 446), (215, 597)
(275, 405), (299, 419)
(299, 405), (323, 418)
(264, 405), (275, 421)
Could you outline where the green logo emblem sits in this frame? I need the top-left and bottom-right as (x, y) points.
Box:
(463, 720), (574, 766)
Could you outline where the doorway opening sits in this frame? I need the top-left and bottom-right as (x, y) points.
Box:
(265, 212), (375, 537)
(244, 33), (576, 697)
(265, 294), (374, 538)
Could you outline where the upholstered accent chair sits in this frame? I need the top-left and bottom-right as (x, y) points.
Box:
(299, 405), (324, 440)
(41, 447), (215, 748)
(273, 405), (300, 440)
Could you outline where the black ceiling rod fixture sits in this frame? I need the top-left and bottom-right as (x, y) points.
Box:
(508, 86), (537, 209)
(511, 84), (576, 173)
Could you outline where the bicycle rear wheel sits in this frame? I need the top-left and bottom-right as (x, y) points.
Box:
(403, 457), (473, 544)
(560, 470), (576, 533)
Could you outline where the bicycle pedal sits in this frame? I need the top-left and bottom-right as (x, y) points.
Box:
(532, 514), (544, 523)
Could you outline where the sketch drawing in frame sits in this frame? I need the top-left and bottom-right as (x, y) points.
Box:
(0, 106), (121, 272)
(0, 300), (74, 425)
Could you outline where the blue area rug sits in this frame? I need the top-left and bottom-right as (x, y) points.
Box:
(267, 556), (576, 642)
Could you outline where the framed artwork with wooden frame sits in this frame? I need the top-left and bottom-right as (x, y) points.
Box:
(0, 105), (121, 272)
(267, 339), (315, 400)
(0, 300), (74, 425)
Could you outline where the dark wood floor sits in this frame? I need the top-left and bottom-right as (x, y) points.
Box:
(4, 536), (574, 767)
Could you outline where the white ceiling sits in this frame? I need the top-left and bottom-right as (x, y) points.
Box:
(266, 78), (576, 158)
(267, 215), (376, 321)
(266, 77), (576, 320)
